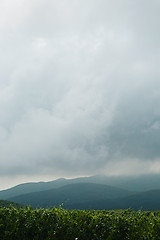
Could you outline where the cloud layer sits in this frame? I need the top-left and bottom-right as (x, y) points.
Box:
(0, 0), (160, 188)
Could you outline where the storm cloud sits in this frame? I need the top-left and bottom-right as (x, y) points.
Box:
(0, 0), (160, 189)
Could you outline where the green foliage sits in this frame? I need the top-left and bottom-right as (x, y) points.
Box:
(0, 200), (23, 209)
(0, 207), (160, 239)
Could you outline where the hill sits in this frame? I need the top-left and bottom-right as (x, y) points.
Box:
(0, 178), (67, 199)
(1, 174), (160, 201)
(8, 184), (160, 210)
(67, 189), (160, 211)
(72, 174), (160, 192)
(8, 183), (133, 208)
(0, 199), (23, 208)
(117, 189), (160, 210)
(1, 174), (160, 210)
(90, 174), (160, 192)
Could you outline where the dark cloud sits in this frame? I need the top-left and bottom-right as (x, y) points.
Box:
(107, 80), (160, 160)
(0, 0), (160, 189)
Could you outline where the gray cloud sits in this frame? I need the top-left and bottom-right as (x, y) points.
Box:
(0, 0), (160, 189)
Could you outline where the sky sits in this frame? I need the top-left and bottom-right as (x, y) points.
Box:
(0, 0), (160, 190)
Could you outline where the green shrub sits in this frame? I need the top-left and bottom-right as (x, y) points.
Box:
(0, 207), (160, 239)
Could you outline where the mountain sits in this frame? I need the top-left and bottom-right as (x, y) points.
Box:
(118, 189), (160, 211)
(0, 176), (99, 200)
(1, 174), (160, 210)
(90, 174), (160, 192)
(0, 178), (67, 200)
(1, 173), (160, 200)
(8, 183), (133, 209)
(8, 182), (160, 211)
(67, 189), (160, 211)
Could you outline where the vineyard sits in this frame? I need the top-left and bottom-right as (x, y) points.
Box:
(0, 207), (160, 239)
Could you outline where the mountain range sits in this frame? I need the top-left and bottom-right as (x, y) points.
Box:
(1, 174), (160, 210)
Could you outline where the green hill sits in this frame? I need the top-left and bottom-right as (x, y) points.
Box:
(2, 174), (160, 211)
(8, 183), (133, 208)
(1, 174), (160, 201)
(0, 199), (23, 208)
(8, 185), (160, 211)
(0, 178), (67, 200)
(67, 189), (160, 211)
(117, 189), (160, 210)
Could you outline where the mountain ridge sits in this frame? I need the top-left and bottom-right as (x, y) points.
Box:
(8, 182), (133, 209)
(1, 173), (160, 200)
(1, 174), (160, 211)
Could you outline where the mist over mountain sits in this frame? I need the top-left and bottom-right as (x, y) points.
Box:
(1, 174), (160, 200)
(1, 174), (160, 211)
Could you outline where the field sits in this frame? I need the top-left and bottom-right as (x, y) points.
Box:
(0, 207), (160, 240)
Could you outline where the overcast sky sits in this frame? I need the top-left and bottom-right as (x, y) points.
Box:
(0, 0), (160, 190)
